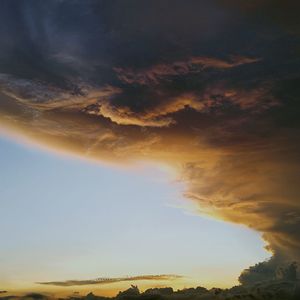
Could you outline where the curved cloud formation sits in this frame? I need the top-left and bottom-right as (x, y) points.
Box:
(0, 0), (300, 278)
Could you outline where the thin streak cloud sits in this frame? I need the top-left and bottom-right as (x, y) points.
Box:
(37, 275), (182, 287)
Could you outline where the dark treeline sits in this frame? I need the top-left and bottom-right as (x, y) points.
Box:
(1, 279), (300, 300)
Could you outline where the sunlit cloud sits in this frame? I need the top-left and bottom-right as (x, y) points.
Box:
(114, 56), (260, 85)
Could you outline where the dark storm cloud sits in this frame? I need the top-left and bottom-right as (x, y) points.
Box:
(0, 0), (300, 282)
(238, 259), (298, 285)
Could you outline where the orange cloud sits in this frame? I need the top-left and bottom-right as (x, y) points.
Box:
(114, 56), (260, 85)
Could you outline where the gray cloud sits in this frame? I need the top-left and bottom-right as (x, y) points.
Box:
(37, 275), (182, 287)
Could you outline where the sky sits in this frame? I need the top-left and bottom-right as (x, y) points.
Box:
(0, 0), (299, 297)
(0, 135), (270, 296)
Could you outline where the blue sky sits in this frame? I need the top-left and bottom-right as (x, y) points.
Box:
(0, 135), (270, 295)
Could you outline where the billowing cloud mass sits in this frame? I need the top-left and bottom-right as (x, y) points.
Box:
(0, 0), (300, 282)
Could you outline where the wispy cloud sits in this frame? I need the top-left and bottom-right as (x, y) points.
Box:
(114, 56), (260, 85)
(37, 275), (182, 287)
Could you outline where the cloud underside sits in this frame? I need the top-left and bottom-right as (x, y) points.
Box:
(0, 0), (300, 282)
(37, 275), (182, 287)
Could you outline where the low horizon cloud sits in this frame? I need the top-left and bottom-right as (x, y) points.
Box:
(36, 275), (182, 287)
